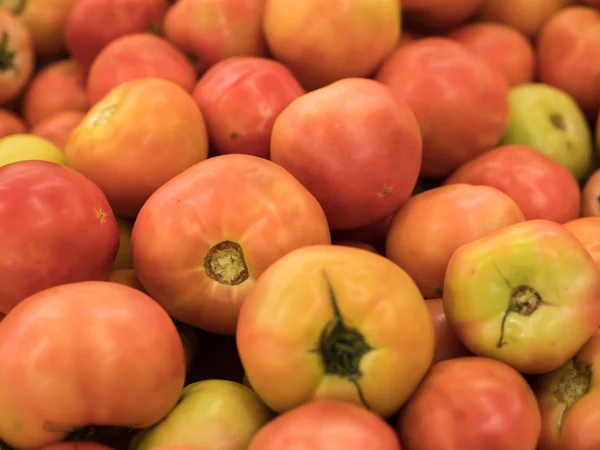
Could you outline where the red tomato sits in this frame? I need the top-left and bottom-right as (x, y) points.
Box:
(249, 400), (402, 450)
(192, 56), (305, 159)
(582, 168), (600, 216)
(0, 109), (26, 138)
(376, 37), (509, 177)
(41, 443), (114, 450)
(65, 0), (169, 74)
(425, 299), (471, 364)
(386, 184), (525, 298)
(270, 78), (422, 230)
(87, 33), (197, 105)
(0, 281), (187, 449)
(564, 217), (600, 270)
(0, 160), (120, 315)
(31, 111), (85, 150)
(397, 357), (541, 450)
(131, 154), (331, 335)
(237, 245), (434, 417)
(0, 9), (35, 105)
(20, 59), (88, 125)
(445, 144), (581, 223)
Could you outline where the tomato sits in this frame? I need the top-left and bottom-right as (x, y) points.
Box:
(270, 78), (422, 230)
(564, 217), (600, 270)
(65, 78), (209, 218)
(0, 160), (120, 314)
(237, 245), (434, 417)
(332, 240), (379, 254)
(445, 144), (581, 223)
(248, 400), (402, 450)
(386, 184), (525, 299)
(0, 281), (187, 449)
(0, 133), (65, 167)
(0, 109), (26, 137)
(3, 0), (78, 59)
(192, 56), (305, 159)
(0, 8), (35, 105)
(425, 299), (471, 364)
(397, 357), (541, 450)
(130, 380), (273, 450)
(30, 111), (84, 150)
(131, 154), (331, 335)
(582, 168), (600, 217)
(402, 0), (485, 30)
(162, 0), (268, 75)
(331, 212), (395, 254)
(87, 33), (197, 105)
(376, 37), (509, 178)
(41, 443), (114, 450)
(534, 329), (600, 450)
(65, 0), (169, 74)
(20, 59), (88, 125)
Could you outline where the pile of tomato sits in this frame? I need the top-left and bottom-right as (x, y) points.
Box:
(0, 0), (600, 449)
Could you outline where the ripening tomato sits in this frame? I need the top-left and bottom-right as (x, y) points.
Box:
(582, 169), (600, 217)
(237, 245), (435, 417)
(425, 299), (471, 364)
(132, 154), (331, 335)
(248, 400), (402, 450)
(0, 109), (26, 137)
(397, 357), (541, 450)
(30, 111), (85, 150)
(0, 281), (187, 449)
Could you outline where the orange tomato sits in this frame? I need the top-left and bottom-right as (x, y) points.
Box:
(564, 217), (600, 270)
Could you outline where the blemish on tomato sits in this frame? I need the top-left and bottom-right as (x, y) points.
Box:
(91, 104), (118, 127)
(380, 187), (391, 197)
(96, 208), (107, 224)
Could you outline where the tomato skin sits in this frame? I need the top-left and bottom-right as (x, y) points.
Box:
(0, 9), (35, 105)
(425, 299), (471, 364)
(582, 169), (600, 217)
(21, 59), (88, 125)
(192, 56), (305, 159)
(397, 357), (541, 450)
(445, 144), (581, 223)
(270, 77), (422, 230)
(564, 217), (600, 270)
(248, 400), (402, 450)
(237, 244), (434, 417)
(0, 109), (27, 138)
(41, 443), (114, 450)
(131, 154), (331, 335)
(0, 281), (187, 449)
(65, 0), (169, 74)
(87, 34), (197, 105)
(31, 111), (85, 150)
(0, 160), (120, 315)
(386, 184), (525, 299)
(534, 329), (600, 450)
(332, 240), (379, 254)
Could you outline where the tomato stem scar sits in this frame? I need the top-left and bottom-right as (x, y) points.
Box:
(554, 360), (592, 436)
(204, 240), (249, 286)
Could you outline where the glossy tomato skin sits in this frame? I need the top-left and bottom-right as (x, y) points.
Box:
(564, 217), (600, 269)
(425, 299), (471, 364)
(386, 184), (525, 299)
(248, 400), (402, 450)
(237, 245), (434, 417)
(397, 357), (541, 450)
(87, 34), (197, 105)
(0, 160), (119, 315)
(582, 169), (600, 216)
(193, 56), (305, 159)
(0, 9), (35, 105)
(65, 0), (169, 74)
(131, 154), (331, 335)
(0, 109), (26, 138)
(445, 144), (581, 223)
(31, 111), (85, 150)
(270, 78), (422, 230)
(0, 281), (187, 449)
(534, 329), (600, 450)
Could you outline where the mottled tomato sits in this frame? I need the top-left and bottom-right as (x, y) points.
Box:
(31, 111), (84, 150)
(0, 281), (186, 449)
(41, 443), (114, 450)
(582, 168), (600, 217)
(3, 0), (78, 59)
(564, 217), (600, 270)
(270, 78), (422, 230)
(398, 357), (541, 450)
(0, 109), (26, 137)
(445, 144), (581, 223)
(425, 299), (471, 364)
(237, 245), (434, 417)
(0, 8), (35, 105)
(332, 240), (379, 254)
(534, 329), (600, 450)
(65, 0), (169, 73)
(192, 56), (305, 159)
(131, 154), (331, 335)
(386, 184), (525, 299)
(249, 400), (402, 450)
(376, 37), (509, 177)
(20, 59), (88, 125)
(0, 161), (119, 315)
(444, 220), (600, 374)
(65, 78), (209, 218)
(87, 33), (197, 105)
(163, 0), (268, 75)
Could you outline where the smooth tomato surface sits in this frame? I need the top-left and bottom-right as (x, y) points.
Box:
(249, 400), (402, 450)
(564, 217), (600, 270)
(425, 299), (471, 364)
(398, 357), (541, 450)
(0, 109), (26, 138)
(237, 245), (434, 417)
(31, 111), (85, 150)
(582, 168), (600, 217)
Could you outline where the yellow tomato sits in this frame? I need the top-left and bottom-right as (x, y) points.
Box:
(0, 133), (64, 167)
